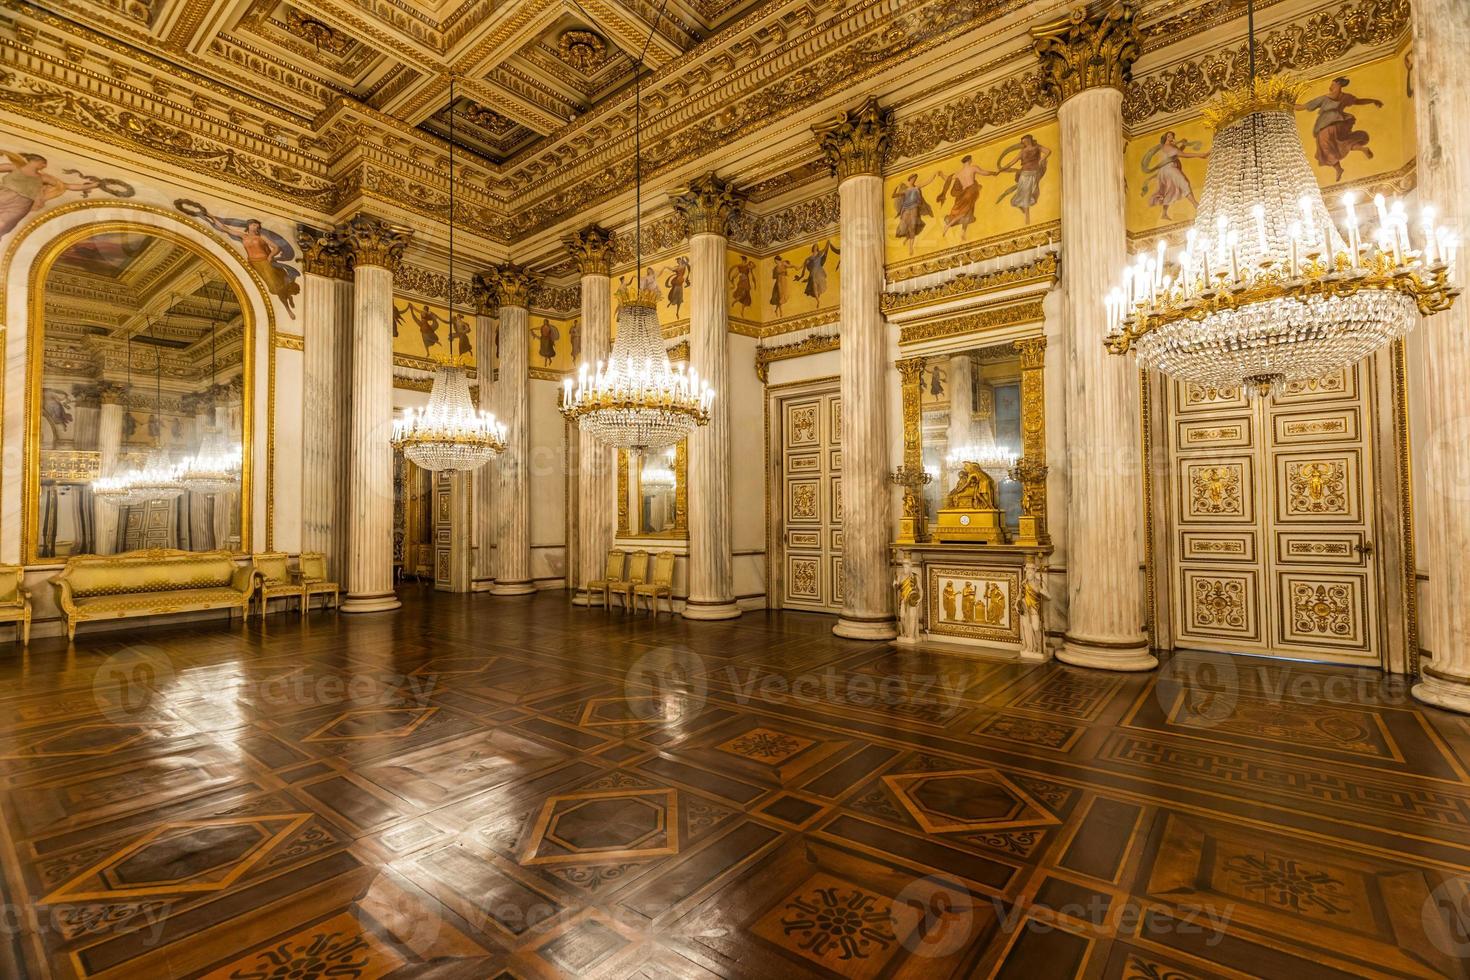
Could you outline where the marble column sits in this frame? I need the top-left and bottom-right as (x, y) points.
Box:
(91, 383), (126, 555)
(674, 175), (743, 620)
(815, 98), (896, 640)
(297, 226), (352, 578)
(566, 226), (616, 605)
(1033, 5), (1155, 670)
(483, 263), (538, 596)
(341, 215), (412, 613)
(1411, 0), (1470, 710)
(471, 286), (498, 592)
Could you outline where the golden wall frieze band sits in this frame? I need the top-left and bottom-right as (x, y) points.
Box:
(886, 223), (1061, 281)
(672, 173), (745, 238)
(395, 264), (477, 307)
(1032, 2), (1141, 102)
(609, 214), (688, 267)
(275, 333), (305, 350)
(882, 253), (1058, 315)
(888, 73), (1056, 163)
(529, 282), (580, 316)
(755, 333), (840, 383)
(343, 214), (413, 270)
(814, 97), (892, 182)
(897, 294), (1047, 346)
(1122, 0), (1408, 124)
(566, 225), (615, 276)
(760, 311), (839, 340)
(728, 193), (838, 252)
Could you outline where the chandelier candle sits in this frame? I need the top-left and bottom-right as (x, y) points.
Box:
(1104, 76), (1460, 396)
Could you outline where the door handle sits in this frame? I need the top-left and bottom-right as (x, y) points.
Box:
(1354, 540), (1374, 557)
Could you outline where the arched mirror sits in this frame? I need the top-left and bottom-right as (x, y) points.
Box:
(28, 225), (253, 562)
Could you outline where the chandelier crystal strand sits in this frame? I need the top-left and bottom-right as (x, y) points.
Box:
(1104, 73), (1459, 395)
(181, 306), (243, 494)
(558, 0), (711, 451)
(130, 319), (185, 502)
(390, 77), (508, 471)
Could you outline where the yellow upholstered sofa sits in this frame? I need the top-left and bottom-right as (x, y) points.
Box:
(51, 549), (255, 641)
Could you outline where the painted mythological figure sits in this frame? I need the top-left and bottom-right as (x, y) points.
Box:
(176, 200), (300, 318)
(795, 240), (839, 308)
(892, 172), (939, 255)
(1140, 131), (1207, 220)
(1297, 77), (1384, 182)
(937, 156), (997, 239)
(663, 257), (690, 317)
(536, 319), (561, 367)
(996, 134), (1052, 224)
(0, 152), (103, 238)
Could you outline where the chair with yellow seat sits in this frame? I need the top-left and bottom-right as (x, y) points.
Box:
(253, 552), (303, 617)
(296, 552), (341, 614)
(584, 549), (627, 609)
(0, 566), (32, 646)
(614, 550), (650, 613)
(632, 551), (676, 617)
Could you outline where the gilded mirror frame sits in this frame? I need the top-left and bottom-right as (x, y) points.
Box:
(618, 442), (689, 538)
(24, 220), (256, 563)
(896, 336), (1048, 545)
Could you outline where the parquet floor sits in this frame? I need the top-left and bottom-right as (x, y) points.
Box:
(2, 589), (1470, 978)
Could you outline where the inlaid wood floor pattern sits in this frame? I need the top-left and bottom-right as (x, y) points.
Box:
(2, 591), (1470, 978)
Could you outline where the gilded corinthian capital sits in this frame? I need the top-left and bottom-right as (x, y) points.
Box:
(297, 225), (352, 279)
(484, 261), (540, 308)
(566, 224), (615, 276)
(343, 214), (413, 271)
(813, 97), (891, 181)
(672, 173), (744, 237)
(1031, 2), (1140, 101)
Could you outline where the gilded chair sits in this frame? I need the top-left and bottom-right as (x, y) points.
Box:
(0, 566), (31, 646)
(633, 551), (676, 617)
(585, 549), (627, 609)
(615, 550), (650, 613)
(296, 552), (341, 614)
(253, 552), (303, 617)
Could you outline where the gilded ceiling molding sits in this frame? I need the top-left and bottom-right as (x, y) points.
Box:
(755, 333), (840, 383)
(1031, 2), (1141, 102)
(882, 253), (1058, 315)
(609, 214), (688, 266)
(297, 226), (354, 280)
(394, 265), (477, 306)
(483, 262), (540, 308)
(672, 173), (746, 237)
(1122, 0), (1409, 124)
(283, 10), (354, 55)
(897, 294), (1047, 346)
(566, 225), (616, 277)
(888, 73), (1056, 162)
(343, 214), (413, 271)
(813, 97), (892, 181)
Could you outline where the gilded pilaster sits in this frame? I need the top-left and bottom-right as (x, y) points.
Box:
(1013, 337), (1050, 547)
(484, 263), (540, 596)
(894, 357), (929, 545)
(1031, 2), (1141, 102)
(565, 227), (615, 604)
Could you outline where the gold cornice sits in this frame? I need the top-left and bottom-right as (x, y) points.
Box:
(760, 310), (839, 340)
(882, 254), (1058, 315)
(886, 223), (1061, 281)
(898, 294), (1047, 346)
(566, 224), (615, 277)
(755, 334), (840, 383)
(672, 173), (745, 237)
(1032, 2), (1140, 102)
(343, 214), (413, 271)
(813, 97), (892, 182)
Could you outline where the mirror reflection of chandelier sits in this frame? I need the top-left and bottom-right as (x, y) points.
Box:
(559, 6), (713, 453)
(181, 312), (242, 495)
(93, 322), (185, 505)
(1104, 3), (1459, 397)
(946, 445), (1017, 473)
(641, 451), (677, 489)
(391, 77), (507, 472)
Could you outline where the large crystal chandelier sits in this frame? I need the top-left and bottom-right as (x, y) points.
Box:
(181, 317), (242, 494)
(1105, 5), (1459, 397)
(93, 323), (184, 505)
(559, 9), (713, 452)
(390, 78), (507, 472)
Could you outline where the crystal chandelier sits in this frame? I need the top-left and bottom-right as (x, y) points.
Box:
(640, 449), (677, 489)
(1104, 5), (1459, 397)
(390, 78), (507, 472)
(559, 8), (713, 452)
(946, 445), (1017, 472)
(93, 322), (185, 504)
(181, 316), (242, 495)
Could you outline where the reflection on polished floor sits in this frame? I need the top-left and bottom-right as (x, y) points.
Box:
(2, 592), (1469, 978)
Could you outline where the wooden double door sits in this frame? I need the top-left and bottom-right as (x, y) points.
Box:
(776, 385), (844, 613)
(1164, 363), (1395, 666)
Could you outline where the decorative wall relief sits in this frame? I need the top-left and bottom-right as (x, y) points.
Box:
(0, 147), (135, 239)
(174, 200), (299, 318)
(926, 565), (1021, 642)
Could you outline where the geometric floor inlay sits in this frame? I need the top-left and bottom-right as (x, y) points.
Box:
(520, 787), (680, 865)
(715, 727), (816, 765)
(882, 768), (1062, 834)
(751, 871), (900, 980)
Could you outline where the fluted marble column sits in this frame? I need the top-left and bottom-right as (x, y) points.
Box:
(297, 226), (352, 577)
(674, 176), (743, 620)
(567, 226), (616, 605)
(1033, 5), (1154, 669)
(92, 382), (126, 555)
(483, 263), (538, 596)
(815, 99), (896, 640)
(341, 215), (412, 613)
(1412, 0), (1470, 710)
(471, 287), (498, 592)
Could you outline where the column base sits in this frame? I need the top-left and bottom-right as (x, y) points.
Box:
(490, 581), (537, 596)
(833, 615), (897, 641)
(683, 599), (741, 621)
(341, 592), (402, 614)
(1413, 665), (1470, 714)
(1057, 634), (1157, 671)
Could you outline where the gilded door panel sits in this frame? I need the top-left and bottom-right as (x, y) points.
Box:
(1273, 408), (1360, 444)
(1180, 532), (1256, 563)
(1176, 381), (1249, 413)
(1176, 417), (1253, 450)
(1280, 572), (1371, 651)
(780, 388), (843, 613)
(1276, 531), (1367, 566)
(1275, 368), (1356, 403)
(1179, 457), (1256, 524)
(1276, 451), (1362, 523)
(1180, 569), (1261, 644)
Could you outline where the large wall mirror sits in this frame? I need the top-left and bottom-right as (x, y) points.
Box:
(618, 442), (688, 538)
(899, 336), (1048, 545)
(28, 224), (253, 562)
